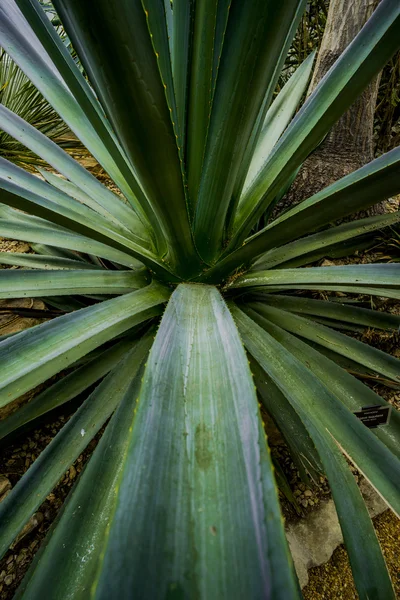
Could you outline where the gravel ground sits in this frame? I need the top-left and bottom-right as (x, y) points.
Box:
(303, 509), (400, 599)
(0, 417), (103, 599)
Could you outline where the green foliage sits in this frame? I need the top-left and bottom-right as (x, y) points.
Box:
(0, 0), (399, 598)
(0, 49), (84, 169)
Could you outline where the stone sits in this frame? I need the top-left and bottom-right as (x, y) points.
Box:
(359, 478), (388, 518)
(10, 512), (44, 549)
(285, 479), (388, 588)
(0, 476), (11, 500)
(4, 574), (13, 586)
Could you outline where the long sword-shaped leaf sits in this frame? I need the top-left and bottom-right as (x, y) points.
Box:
(229, 1), (307, 220)
(246, 303), (400, 384)
(247, 284), (400, 302)
(92, 284), (300, 600)
(245, 305), (400, 460)
(172, 0), (195, 156)
(253, 357), (395, 600)
(13, 0), (156, 227)
(14, 356), (147, 599)
(233, 264), (400, 289)
(0, 252), (102, 270)
(53, 0), (198, 276)
(0, 156), (135, 241)
(0, 281), (170, 406)
(36, 168), (151, 245)
(233, 308), (397, 599)
(194, 0), (305, 263)
(232, 306), (400, 514)
(0, 0), (157, 229)
(0, 335), (152, 560)
(211, 0), (230, 92)
(0, 180), (176, 280)
(0, 269), (147, 299)
(205, 147), (400, 281)
(242, 51), (315, 199)
(251, 294), (400, 331)
(0, 104), (150, 241)
(186, 0), (219, 205)
(0, 219), (141, 270)
(251, 359), (322, 481)
(233, 0), (400, 243)
(0, 336), (145, 442)
(251, 211), (400, 271)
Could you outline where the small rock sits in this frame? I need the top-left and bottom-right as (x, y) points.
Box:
(301, 500), (309, 508)
(0, 476), (11, 500)
(304, 490), (312, 497)
(69, 465), (77, 480)
(4, 574), (13, 586)
(11, 512), (44, 548)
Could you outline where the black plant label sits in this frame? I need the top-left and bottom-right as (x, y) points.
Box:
(353, 405), (392, 429)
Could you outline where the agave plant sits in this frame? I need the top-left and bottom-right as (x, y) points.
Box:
(0, 0), (400, 598)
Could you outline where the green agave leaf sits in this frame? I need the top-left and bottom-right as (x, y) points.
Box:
(0, 336), (145, 442)
(0, 281), (170, 405)
(36, 168), (151, 245)
(206, 148), (400, 281)
(194, 0), (305, 263)
(0, 219), (142, 270)
(0, 335), (152, 560)
(250, 294), (400, 331)
(0, 269), (148, 298)
(0, 103), (150, 241)
(0, 179), (176, 279)
(0, 252), (102, 270)
(172, 0), (195, 156)
(0, 0), (154, 228)
(234, 308), (397, 599)
(164, 0), (173, 60)
(251, 357), (394, 600)
(251, 211), (400, 271)
(232, 264), (400, 289)
(14, 355), (147, 599)
(53, 0), (198, 276)
(251, 359), (322, 481)
(247, 284), (400, 302)
(234, 0), (400, 243)
(244, 304), (400, 460)
(92, 284), (300, 600)
(210, 1), (230, 97)
(142, 0), (181, 151)
(268, 237), (376, 271)
(231, 305), (400, 515)
(246, 303), (400, 385)
(186, 0), (219, 205)
(241, 51), (315, 199)
(0, 156), (134, 241)
(13, 0), (155, 225)
(30, 243), (86, 262)
(229, 1), (307, 221)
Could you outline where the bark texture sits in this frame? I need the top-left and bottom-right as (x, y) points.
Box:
(274, 0), (383, 219)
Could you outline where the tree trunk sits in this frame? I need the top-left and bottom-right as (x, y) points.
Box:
(275, 0), (383, 219)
